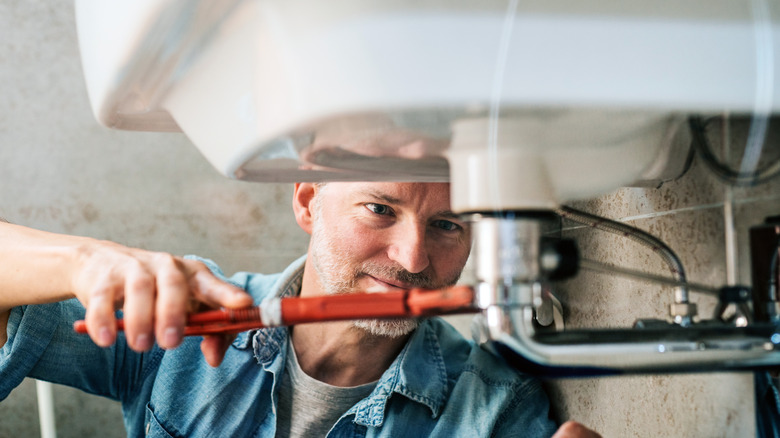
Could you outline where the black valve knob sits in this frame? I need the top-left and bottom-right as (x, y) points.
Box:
(718, 285), (751, 303)
(540, 238), (580, 281)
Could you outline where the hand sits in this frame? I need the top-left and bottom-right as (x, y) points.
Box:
(71, 240), (253, 366)
(552, 421), (602, 438)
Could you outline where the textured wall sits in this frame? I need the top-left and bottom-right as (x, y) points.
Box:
(0, 2), (309, 436)
(544, 120), (780, 436)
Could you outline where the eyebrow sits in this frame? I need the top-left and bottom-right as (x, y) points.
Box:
(364, 191), (403, 206)
(436, 210), (461, 220)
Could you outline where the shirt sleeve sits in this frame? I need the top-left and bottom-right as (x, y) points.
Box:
(0, 299), (162, 402)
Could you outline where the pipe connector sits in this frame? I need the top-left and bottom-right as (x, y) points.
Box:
(670, 302), (697, 327)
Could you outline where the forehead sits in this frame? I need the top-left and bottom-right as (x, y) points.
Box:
(323, 182), (452, 211)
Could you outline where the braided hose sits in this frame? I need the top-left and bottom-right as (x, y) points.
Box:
(556, 206), (691, 316)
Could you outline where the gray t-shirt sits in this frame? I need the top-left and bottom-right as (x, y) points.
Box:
(275, 338), (377, 437)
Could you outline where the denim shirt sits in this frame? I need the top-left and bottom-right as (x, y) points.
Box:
(0, 255), (556, 437)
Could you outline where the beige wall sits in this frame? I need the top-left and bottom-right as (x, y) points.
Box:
(544, 125), (780, 436)
(2, 2), (779, 437)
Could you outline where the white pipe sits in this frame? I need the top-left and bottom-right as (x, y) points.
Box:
(35, 380), (57, 438)
(721, 114), (739, 287)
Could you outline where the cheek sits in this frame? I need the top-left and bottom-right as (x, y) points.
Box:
(328, 222), (387, 261)
(431, 240), (471, 278)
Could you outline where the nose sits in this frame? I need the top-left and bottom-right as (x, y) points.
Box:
(387, 222), (430, 274)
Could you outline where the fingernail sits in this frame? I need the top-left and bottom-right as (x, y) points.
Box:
(135, 334), (151, 350)
(98, 326), (112, 346)
(163, 327), (181, 348)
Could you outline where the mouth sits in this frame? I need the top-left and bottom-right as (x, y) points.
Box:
(364, 275), (414, 292)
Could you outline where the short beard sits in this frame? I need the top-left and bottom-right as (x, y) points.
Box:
(308, 194), (459, 338)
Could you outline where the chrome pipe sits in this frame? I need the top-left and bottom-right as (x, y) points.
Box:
(468, 212), (780, 374)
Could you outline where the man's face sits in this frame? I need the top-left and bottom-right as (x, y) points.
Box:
(307, 182), (471, 337)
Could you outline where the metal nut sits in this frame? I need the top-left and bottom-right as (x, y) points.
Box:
(669, 302), (698, 318)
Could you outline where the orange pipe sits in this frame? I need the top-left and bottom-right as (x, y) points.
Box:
(73, 286), (476, 337)
(280, 290), (408, 324)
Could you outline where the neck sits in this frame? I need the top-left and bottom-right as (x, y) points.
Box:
(292, 261), (411, 387)
(291, 322), (409, 387)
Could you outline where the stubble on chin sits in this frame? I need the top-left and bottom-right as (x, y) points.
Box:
(310, 236), (421, 338)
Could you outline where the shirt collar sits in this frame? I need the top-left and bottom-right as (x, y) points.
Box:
(234, 255), (306, 357)
(351, 319), (449, 427)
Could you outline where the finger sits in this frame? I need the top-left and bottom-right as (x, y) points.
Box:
(551, 421), (602, 438)
(122, 269), (155, 352)
(190, 264), (253, 310)
(84, 285), (119, 348)
(200, 334), (235, 367)
(153, 255), (189, 350)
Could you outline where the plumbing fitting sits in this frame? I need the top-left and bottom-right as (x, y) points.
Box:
(465, 211), (780, 375)
(556, 206), (697, 326)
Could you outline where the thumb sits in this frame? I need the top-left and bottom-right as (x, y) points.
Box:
(200, 334), (236, 367)
(192, 269), (254, 310)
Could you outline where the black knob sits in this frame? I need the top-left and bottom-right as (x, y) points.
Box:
(541, 238), (580, 281)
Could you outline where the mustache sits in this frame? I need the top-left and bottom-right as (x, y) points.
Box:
(358, 264), (437, 289)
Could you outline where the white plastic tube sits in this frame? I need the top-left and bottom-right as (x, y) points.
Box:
(35, 380), (57, 438)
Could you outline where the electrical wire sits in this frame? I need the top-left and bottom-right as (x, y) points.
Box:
(689, 116), (780, 186)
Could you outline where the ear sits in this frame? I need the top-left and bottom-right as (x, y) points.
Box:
(292, 183), (317, 234)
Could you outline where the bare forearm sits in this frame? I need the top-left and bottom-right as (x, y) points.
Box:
(0, 221), (82, 349)
(0, 222), (83, 309)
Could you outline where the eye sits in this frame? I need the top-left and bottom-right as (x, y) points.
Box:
(432, 220), (460, 232)
(365, 203), (392, 216)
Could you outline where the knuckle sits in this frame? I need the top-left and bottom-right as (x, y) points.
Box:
(152, 252), (181, 268)
(153, 254), (188, 282)
(126, 272), (155, 292)
(109, 254), (145, 277)
(189, 259), (217, 276)
(88, 286), (112, 301)
(158, 271), (188, 294)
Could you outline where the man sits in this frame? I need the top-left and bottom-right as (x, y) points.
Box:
(0, 181), (599, 437)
